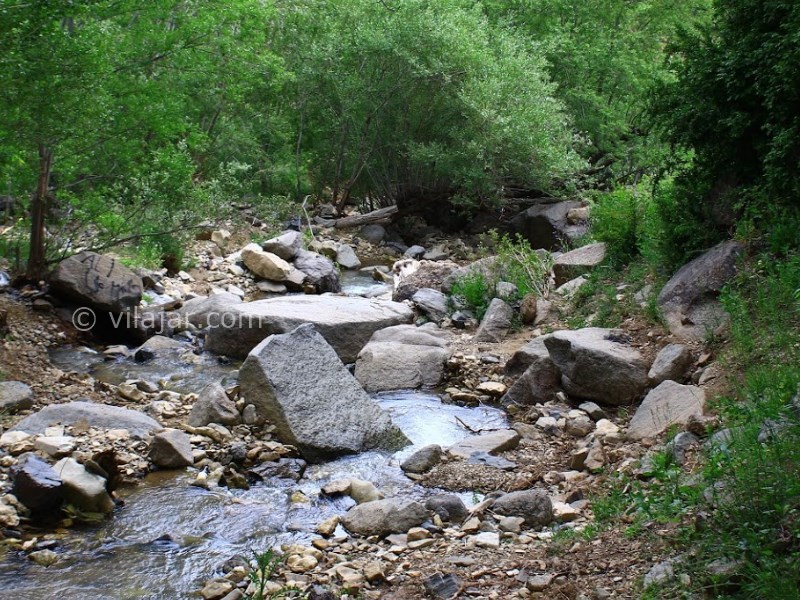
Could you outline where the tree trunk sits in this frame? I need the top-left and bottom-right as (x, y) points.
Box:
(27, 145), (53, 280)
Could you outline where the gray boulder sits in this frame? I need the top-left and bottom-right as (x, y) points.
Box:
(424, 494), (468, 522)
(552, 242), (607, 286)
(12, 401), (162, 439)
(53, 457), (114, 514)
(148, 429), (194, 468)
(411, 288), (449, 324)
(12, 453), (63, 514)
(177, 293), (242, 328)
(400, 444), (443, 474)
(354, 324), (451, 392)
(188, 382), (241, 427)
(627, 381), (706, 440)
(359, 224), (386, 244)
(0, 381), (34, 413)
(507, 200), (587, 250)
(238, 324), (409, 461)
(502, 336), (561, 406)
(341, 498), (429, 537)
(133, 335), (186, 362)
(204, 295), (414, 361)
(474, 299), (513, 343)
(261, 230), (303, 261)
(293, 249), (341, 293)
(336, 245), (362, 270)
(404, 245), (426, 259)
(544, 328), (649, 405)
(648, 344), (693, 385)
(50, 251), (143, 312)
(491, 490), (554, 527)
(657, 240), (744, 340)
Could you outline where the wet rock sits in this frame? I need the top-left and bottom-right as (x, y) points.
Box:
(552, 242), (607, 286)
(0, 381), (34, 413)
(627, 381), (706, 440)
(261, 230), (303, 261)
(238, 324), (409, 461)
(205, 295), (413, 361)
(423, 573), (462, 600)
(448, 429), (520, 459)
(12, 453), (64, 514)
(241, 243), (292, 281)
(400, 444), (443, 474)
(249, 458), (307, 482)
(28, 549), (59, 567)
(648, 344), (693, 385)
(188, 382), (241, 427)
(411, 288), (449, 324)
(658, 240), (744, 341)
(50, 251), (143, 312)
(13, 401), (162, 439)
(148, 429), (194, 468)
(293, 249), (341, 293)
(354, 323), (451, 392)
(474, 299), (513, 343)
(544, 328), (649, 405)
(492, 490), (554, 527)
(133, 335), (186, 362)
(53, 457), (114, 514)
(425, 494), (468, 523)
(341, 497), (429, 537)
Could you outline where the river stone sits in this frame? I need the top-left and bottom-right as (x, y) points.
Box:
(238, 324), (409, 461)
(340, 497), (429, 537)
(552, 242), (607, 286)
(133, 334), (186, 361)
(53, 457), (114, 514)
(50, 251), (143, 312)
(411, 288), (449, 324)
(391, 259), (459, 301)
(502, 336), (561, 406)
(177, 293), (242, 328)
(425, 494), (468, 522)
(658, 240), (744, 341)
(492, 490), (554, 527)
(336, 245), (362, 270)
(148, 429), (194, 468)
(34, 435), (76, 457)
(261, 230), (303, 261)
(249, 458), (307, 482)
(240, 243), (292, 281)
(627, 381), (706, 440)
(359, 224), (386, 244)
(0, 381), (34, 413)
(648, 343), (693, 385)
(12, 401), (162, 439)
(293, 249), (341, 293)
(544, 328), (649, 405)
(448, 429), (520, 459)
(507, 200), (587, 250)
(12, 453), (64, 514)
(400, 444), (443, 474)
(474, 298), (513, 343)
(189, 382), (241, 427)
(205, 295), (414, 361)
(354, 323), (451, 392)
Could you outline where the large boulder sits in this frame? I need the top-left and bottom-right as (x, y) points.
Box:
(474, 299), (513, 343)
(502, 336), (561, 406)
(240, 243), (292, 281)
(0, 381), (35, 413)
(648, 344), (693, 385)
(261, 230), (303, 261)
(176, 293), (242, 328)
(293, 249), (341, 293)
(627, 381), (706, 440)
(552, 242), (607, 286)
(12, 401), (163, 439)
(188, 382), (241, 427)
(341, 498), (429, 537)
(544, 328), (649, 405)
(354, 324), (451, 392)
(50, 251), (143, 312)
(393, 259), (460, 300)
(657, 240), (744, 341)
(12, 453), (64, 514)
(53, 457), (114, 514)
(204, 295), (414, 361)
(238, 324), (409, 461)
(491, 490), (554, 527)
(411, 288), (449, 324)
(507, 200), (587, 250)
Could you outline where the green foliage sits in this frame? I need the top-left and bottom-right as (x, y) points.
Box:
(247, 548), (306, 600)
(590, 188), (642, 264)
(451, 273), (492, 321)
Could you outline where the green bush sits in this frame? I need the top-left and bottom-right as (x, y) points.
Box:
(451, 272), (493, 321)
(590, 187), (641, 264)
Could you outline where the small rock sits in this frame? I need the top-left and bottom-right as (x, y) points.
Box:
(28, 549), (59, 567)
(423, 573), (462, 600)
(148, 429), (194, 468)
(425, 494), (468, 523)
(473, 531), (500, 549)
(448, 429), (520, 459)
(200, 579), (235, 600)
(492, 490), (554, 527)
(400, 444), (443, 474)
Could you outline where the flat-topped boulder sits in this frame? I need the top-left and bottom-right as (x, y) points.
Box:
(205, 295), (414, 362)
(50, 251), (143, 313)
(12, 401), (162, 439)
(627, 381), (706, 440)
(238, 324), (409, 462)
(448, 429), (520, 459)
(553, 242), (607, 286)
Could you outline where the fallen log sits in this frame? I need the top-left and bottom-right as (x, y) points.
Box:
(331, 205), (398, 229)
